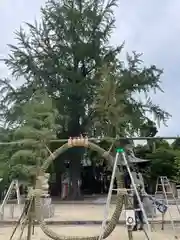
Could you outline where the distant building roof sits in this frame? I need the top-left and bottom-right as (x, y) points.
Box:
(128, 155), (150, 163)
(123, 148), (150, 164)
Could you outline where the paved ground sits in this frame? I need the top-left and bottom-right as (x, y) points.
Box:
(1, 202), (180, 239)
(1, 203), (180, 223)
(0, 225), (178, 240)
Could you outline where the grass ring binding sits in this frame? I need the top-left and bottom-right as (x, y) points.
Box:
(34, 140), (125, 240)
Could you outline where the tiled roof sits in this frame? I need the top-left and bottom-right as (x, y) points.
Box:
(123, 148), (150, 164)
(128, 155), (150, 163)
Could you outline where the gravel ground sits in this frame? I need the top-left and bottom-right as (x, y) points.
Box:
(1, 202), (180, 239)
(0, 225), (177, 240)
(1, 204), (180, 222)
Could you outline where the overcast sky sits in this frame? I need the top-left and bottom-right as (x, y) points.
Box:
(0, 0), (179, 138)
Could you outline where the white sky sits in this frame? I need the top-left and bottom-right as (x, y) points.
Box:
(0, 0), (180, 139)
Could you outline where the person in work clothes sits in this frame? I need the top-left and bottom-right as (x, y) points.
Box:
(133, 184), (144, 231)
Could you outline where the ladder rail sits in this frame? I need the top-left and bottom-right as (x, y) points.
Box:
(151, 177), (163, 225)
(160, 176), (177, 237)
(0, 179), (21, 216)
(0, 181), (14, 213)
(121, 151), (152, 240)
(15, 180), (21, 205)
(98, 152), (120, 240)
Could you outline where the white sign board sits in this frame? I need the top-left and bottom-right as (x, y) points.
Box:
(125, 210), (135, 226)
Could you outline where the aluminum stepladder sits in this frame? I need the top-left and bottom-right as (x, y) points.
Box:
(0, 179), (21, 219)
(153, 176), (180, 238)
(98, 148), (151, 240)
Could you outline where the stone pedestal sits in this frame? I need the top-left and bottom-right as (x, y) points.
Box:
(143, 196), (156, 218)
(40, 196), (54, 219)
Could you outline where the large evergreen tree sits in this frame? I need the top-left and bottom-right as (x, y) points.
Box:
(0, 0), (170, 198)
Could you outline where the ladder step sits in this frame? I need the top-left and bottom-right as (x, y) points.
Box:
(157, 186), (171, 187)
(155, 191), (174, 194)
(157, 184), (171, 187)
(154, 198), (166, 200)
(112, 188), (130, 192)
(155, 200), (180, 204)
(154, 198), (174, 200)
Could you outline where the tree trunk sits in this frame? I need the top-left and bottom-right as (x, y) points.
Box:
(68, 147), (83, 200)
(67, 113), (84, 200)
(53, 155), (65, 196)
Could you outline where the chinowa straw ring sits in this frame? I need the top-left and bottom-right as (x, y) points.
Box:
(32, 137), (125, 240)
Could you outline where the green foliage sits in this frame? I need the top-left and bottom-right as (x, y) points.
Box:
(0, 128), (14, 186)
(2, 91), (58, 183)
(135, 140), (180, 185)
(93, 54), (170, 137)
(140, 119), (158, 137)
(146, 148), (176, 179)
(172, 140), (180, 182)
(172, 138), (180, 150)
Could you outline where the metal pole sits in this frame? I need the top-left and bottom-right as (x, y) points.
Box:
(0, 181), (14, 214)
(0, 136), (179, 145)
(15, 180), (21, 205)
(50, 136), (180, 141)
(98, 152), (120, 240)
